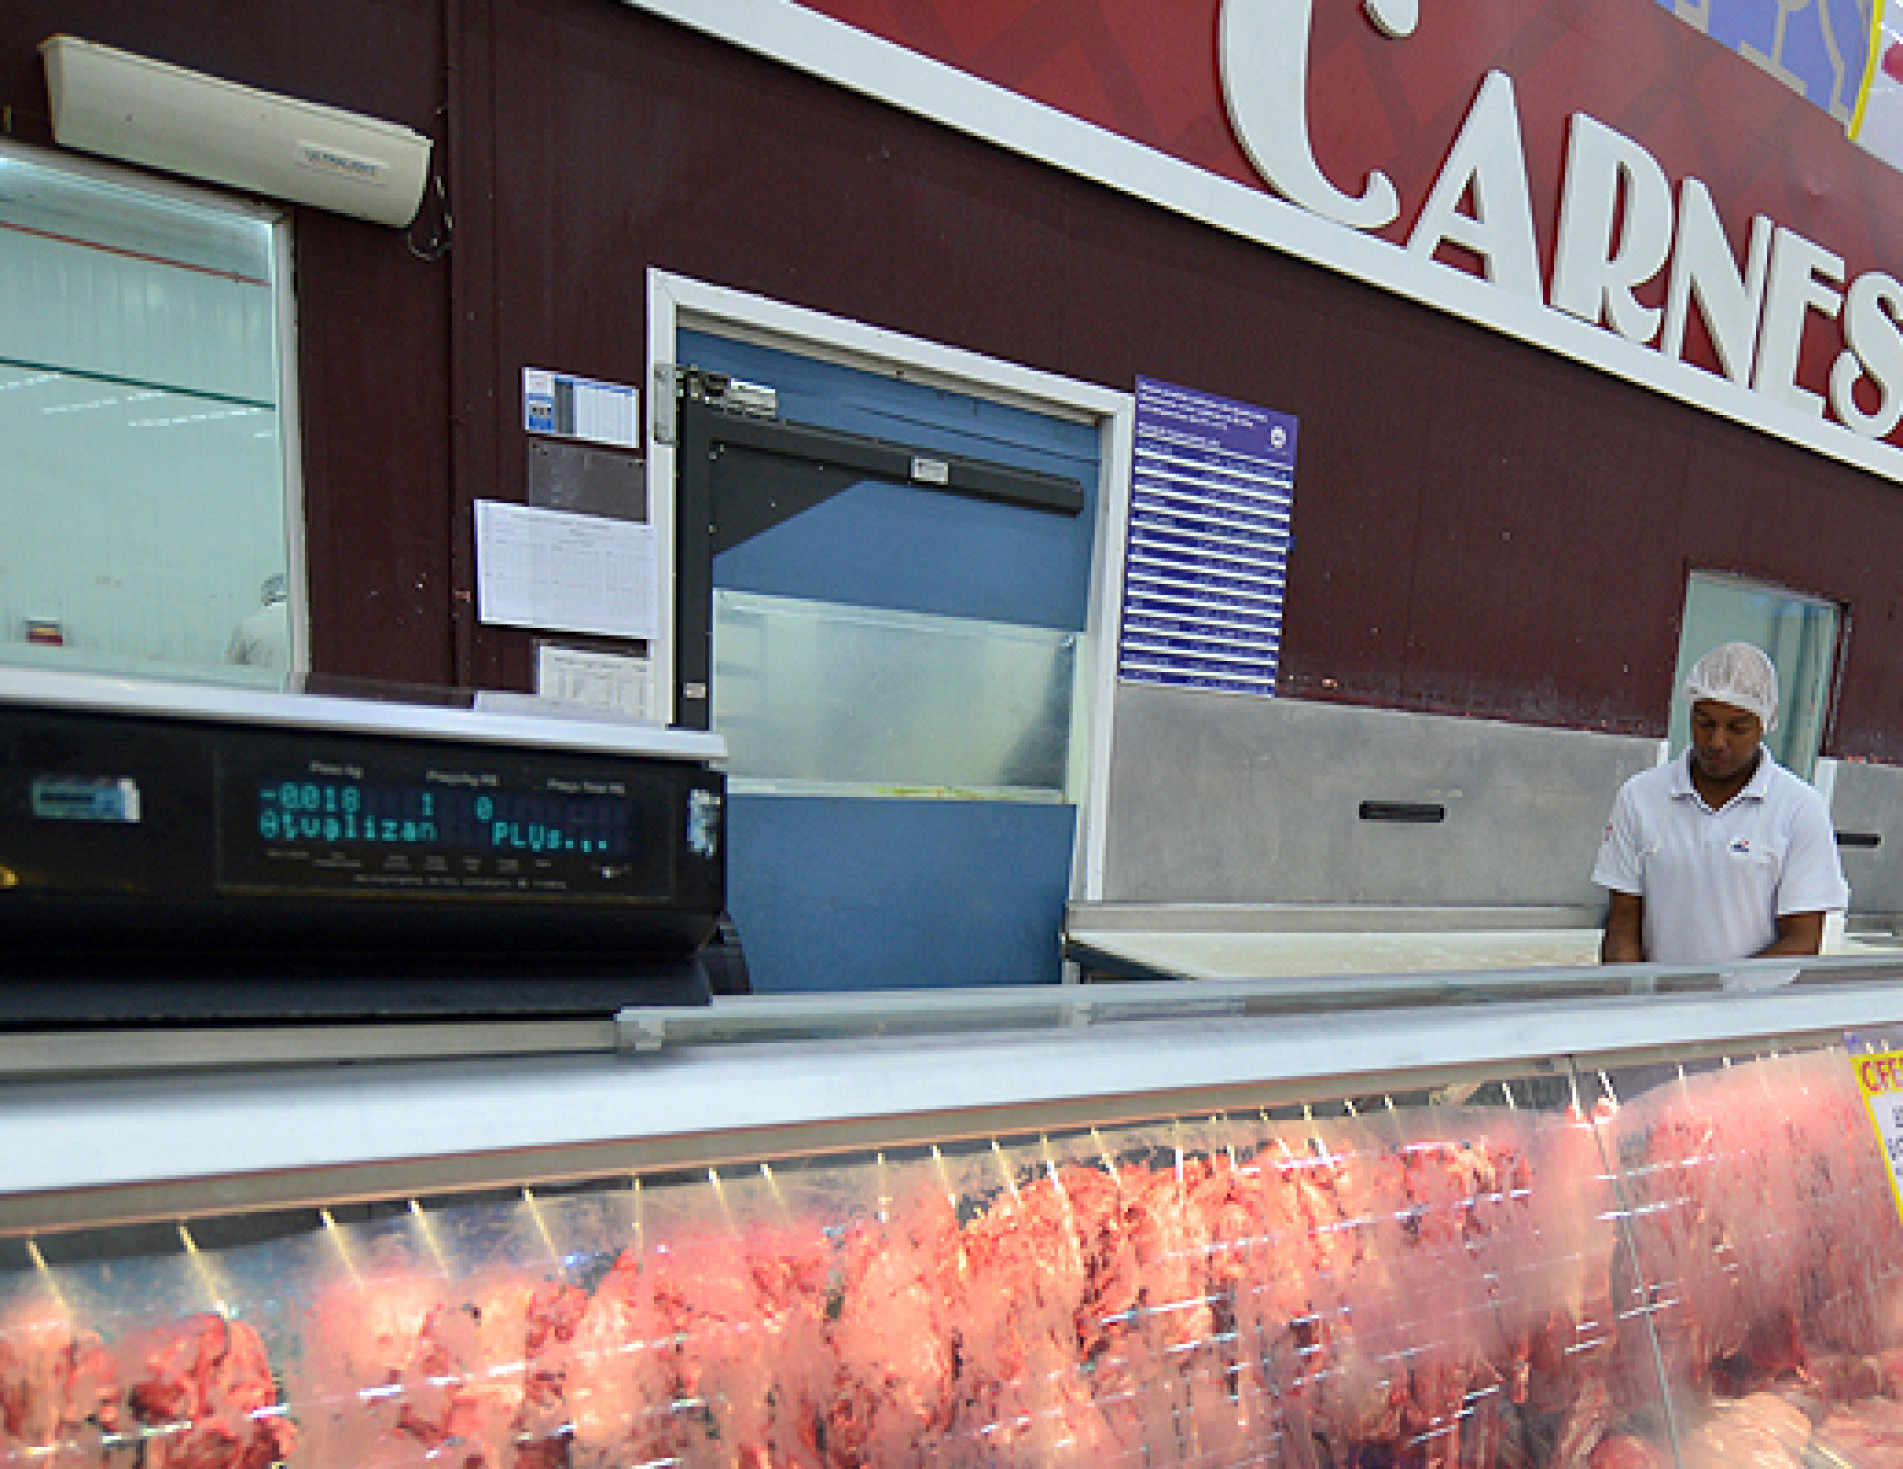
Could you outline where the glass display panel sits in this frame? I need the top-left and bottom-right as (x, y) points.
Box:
(0, 1060), (1674, 1469)
(0, 148), (292, 685)
(712, 588), (1077, 800)
(1598, 1040), (1903, 1469)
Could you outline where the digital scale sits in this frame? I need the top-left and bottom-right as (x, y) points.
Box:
(0, 668), (728, 1024)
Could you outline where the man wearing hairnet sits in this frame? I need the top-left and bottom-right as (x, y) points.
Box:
(1594, 642), (1848, 964)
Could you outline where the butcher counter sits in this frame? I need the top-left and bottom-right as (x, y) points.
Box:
(6, 953), (1903, 1469)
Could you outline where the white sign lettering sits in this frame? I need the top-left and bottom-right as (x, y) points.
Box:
(1405, 70), (1541, 300)
(1218, 0), (1903, 453)
(1659, 180), (1773, 385)
(1551, 113), (1675, 343)
(1218, 0), (1400, 231)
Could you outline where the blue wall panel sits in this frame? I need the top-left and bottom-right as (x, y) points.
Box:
(714, 477), (1089, 631)
(726, 795), (1077, 991)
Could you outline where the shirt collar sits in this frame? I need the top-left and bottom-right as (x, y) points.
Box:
(1670, 747), (1778, 804)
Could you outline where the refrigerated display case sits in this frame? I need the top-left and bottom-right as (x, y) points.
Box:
(6, 958), (1903, 1469)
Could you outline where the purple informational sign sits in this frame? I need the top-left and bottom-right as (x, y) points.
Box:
(1117, 378), (1297, 696)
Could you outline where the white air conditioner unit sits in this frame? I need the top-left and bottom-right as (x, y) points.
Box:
(39, 35), (433, 229)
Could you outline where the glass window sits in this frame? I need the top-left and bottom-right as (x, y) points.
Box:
(1669, 570), (1840, 779)
(0, 145), (294, 684)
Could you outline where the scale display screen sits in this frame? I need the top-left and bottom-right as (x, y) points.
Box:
(250, 779), (630, 857)
(0, 670), (729, 1019)
(216, 745), (663, 899)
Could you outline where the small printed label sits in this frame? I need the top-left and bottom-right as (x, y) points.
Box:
(297, 141), (388, 185)
(525, 368), (557, 435)
(523, 367), (639, 448)
(687, 788), (722, 859)
(911, 456), (951, 485)
(32, 777), (141, 823)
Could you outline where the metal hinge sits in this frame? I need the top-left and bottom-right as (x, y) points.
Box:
(651, 362), (679, 446)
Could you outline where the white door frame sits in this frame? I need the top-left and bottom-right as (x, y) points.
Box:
(646, 269), (1133, 903)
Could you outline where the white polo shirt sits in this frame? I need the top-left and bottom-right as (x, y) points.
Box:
(1592, 749), (1849, 964)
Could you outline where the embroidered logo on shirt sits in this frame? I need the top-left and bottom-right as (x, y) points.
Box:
(1729, 836), (1753, 856)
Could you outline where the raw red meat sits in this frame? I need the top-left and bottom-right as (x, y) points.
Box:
(0, 1303), (121, 1467)
(123, 1312), (294, 1469)
(1587, 1431), (1670, 1469)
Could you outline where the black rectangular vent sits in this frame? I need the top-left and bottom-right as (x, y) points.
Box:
(1358, 801), (1446, 824)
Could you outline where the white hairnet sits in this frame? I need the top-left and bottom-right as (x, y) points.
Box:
(1684, 641), (1779, 728)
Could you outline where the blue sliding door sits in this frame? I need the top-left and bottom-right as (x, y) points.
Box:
(679, 331), (1100, 992)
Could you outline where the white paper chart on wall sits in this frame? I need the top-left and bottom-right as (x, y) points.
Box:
(535, 643), (655, 722)
(474, 500), (658, 640)
(1117, 377), (1296, 696)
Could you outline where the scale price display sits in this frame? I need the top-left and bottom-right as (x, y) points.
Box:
(214, 742), (671, 901)
(255, 779), (632, 858)
(256, 779), (630, 858)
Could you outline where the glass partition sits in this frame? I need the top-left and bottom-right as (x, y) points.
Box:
(0, 146), (293, 684)
(1597, 1038), (1903, 1469)
(712, 587), (1077, 800)
(19, 1037), (1894, 1468)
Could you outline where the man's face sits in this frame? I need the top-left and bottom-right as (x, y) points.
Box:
(1689, 699), (1764, 785)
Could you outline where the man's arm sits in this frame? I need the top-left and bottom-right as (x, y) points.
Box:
(1755, 910), (1825, 957)
(1601, 891), (1645, 963)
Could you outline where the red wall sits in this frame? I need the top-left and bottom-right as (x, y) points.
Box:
(5, 0), (1903, 753)
(797, 0), (1903, 426)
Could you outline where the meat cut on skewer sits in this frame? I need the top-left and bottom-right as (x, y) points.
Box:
(0, 1302), (121, 1467)
(123, 1311), (295, 1469)
(517, 1249), (684, 1469)
(829, 1191), (964, 1466)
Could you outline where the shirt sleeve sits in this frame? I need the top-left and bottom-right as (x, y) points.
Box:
(1777, 788), (1851, 915)
(1591, 781), (1646, 896)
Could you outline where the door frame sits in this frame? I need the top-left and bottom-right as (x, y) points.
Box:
(646, 269), (1134, 904)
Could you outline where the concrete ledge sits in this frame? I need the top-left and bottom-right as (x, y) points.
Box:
(1067, 901), (1606, 935)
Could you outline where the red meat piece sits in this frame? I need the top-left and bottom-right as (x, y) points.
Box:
(125, 1313), (294, 1469)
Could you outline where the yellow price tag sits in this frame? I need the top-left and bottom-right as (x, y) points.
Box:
(1853, 1049), (1903, 1223)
